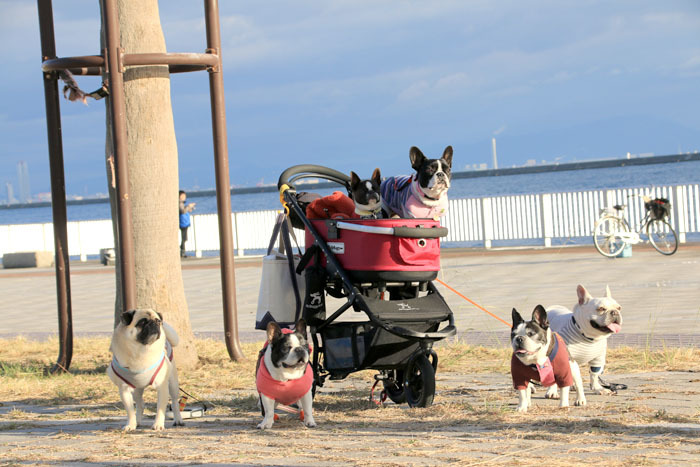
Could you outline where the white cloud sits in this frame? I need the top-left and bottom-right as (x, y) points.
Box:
(397, 80), (430, 102)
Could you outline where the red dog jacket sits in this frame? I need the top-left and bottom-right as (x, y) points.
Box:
(511, 332), (573, 390)
(256, 330), (314, 406)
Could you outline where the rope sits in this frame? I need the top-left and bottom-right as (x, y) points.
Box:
(435, 278), (511, 328)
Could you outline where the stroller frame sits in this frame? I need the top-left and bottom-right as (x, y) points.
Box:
(278, 165), (456, 407)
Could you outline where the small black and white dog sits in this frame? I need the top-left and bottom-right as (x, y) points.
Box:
(510, 306), (585, 412)
(380, 146), (452, 219)
(350, 169), (382, 218)
(256, 320), (316, 429)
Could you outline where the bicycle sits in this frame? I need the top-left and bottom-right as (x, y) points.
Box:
(592, 195), (678, 257)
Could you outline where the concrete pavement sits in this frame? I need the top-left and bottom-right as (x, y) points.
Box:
(1, 243), (699, 347)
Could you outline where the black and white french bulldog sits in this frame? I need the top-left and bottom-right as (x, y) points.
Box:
(545, 285), (622, 402)
(107, 308), (183, 431)
(511, 306), (585, 412)
(350, 168), (382, 218)
(256, 319), (316, 430)
(380, 146), (452, 220)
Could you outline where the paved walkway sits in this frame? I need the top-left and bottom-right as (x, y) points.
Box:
(1, 243), (699, 348)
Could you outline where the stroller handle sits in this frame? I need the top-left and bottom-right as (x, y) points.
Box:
(278, 164), (351, 190)
(336, 221), (448, 239)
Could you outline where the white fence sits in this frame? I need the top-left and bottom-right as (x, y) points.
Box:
(1, 184), (698, 260)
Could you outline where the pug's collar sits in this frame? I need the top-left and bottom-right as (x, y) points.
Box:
(111, 341), (173, 389)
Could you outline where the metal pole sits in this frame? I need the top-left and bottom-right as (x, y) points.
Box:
(102, 0), (136, 311)
(37, 0), (73, 373)
(204, 0), (244, 361)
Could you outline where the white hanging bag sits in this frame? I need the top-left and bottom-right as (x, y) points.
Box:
(255, 213), (305, 330)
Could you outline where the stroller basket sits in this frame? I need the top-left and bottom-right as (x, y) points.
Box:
(322, 289), (452, 370)
(322, 321), (441, 371)
(305, 218), (446, 282)
(645, 197), (671, 220)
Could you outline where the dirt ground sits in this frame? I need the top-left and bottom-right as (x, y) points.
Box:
(2, 367), (699, 466)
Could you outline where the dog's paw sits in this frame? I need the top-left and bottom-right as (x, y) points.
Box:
(151, 423), (165, 431)
(544, 387), (559, 399)
(122, 423), (137, 432)
(257, 419), (274, 430)
(303, 417), (317, 428)
(574, 397), (587, 407)
(515, 405), (528, 413)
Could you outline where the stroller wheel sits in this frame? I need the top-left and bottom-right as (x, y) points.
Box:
(383, 370), (406, 404)
(404, 354), (436, 408)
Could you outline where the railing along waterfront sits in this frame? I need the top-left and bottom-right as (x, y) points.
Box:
(1, 184), (698, 260)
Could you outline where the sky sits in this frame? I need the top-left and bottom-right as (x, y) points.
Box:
(1, 0), (699, 201)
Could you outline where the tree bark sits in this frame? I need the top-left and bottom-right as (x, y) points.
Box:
(102, 0), (198, 369)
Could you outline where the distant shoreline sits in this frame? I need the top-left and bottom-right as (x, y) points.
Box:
(2, 152), (699, 210)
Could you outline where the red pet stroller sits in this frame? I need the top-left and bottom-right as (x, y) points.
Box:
(277, 165), (455, 407)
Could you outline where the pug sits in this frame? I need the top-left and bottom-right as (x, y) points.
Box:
(545, 285), (622, 401)
(256, 319), (315, 430)
(511, 305), (585, 412)
(107, 308), (184, 431)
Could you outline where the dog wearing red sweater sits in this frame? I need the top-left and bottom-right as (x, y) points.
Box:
(511, 305), (585, 412)
(256, 320), (316, 429)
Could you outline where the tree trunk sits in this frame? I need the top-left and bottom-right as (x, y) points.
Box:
(102, 0), (198, 369)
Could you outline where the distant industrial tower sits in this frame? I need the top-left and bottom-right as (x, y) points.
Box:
(491, 137), (498, 170)
(17, 161), (30, 203)
(5, 182), (18, 204)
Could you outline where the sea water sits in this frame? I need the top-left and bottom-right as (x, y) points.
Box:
(1, 161), (699, 225)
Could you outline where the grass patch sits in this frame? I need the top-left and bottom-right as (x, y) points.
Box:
(1, 336), (699, 465)
(2, 337), (699, 406)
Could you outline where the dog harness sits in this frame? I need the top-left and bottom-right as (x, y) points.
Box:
(111, 341), (173, 389)
(548, 309), (608, 372)
(511, 333), (573, 389)
(380, 175), (448, 219)
(256, 330), (314, 406)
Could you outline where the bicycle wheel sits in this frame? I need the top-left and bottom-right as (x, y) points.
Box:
(647, 219), (678, 255)
(593, 215), (629, 257)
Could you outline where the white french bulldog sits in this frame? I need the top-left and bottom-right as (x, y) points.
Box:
(511, 305), (586, 412)
(107, 308), (183, 431)
(256, 319), (316, 430)
(545, 285), (622, 403)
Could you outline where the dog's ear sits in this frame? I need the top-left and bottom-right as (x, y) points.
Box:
(511, 308), (524, 327)
(441, 146), (453, 168)
(577, 285), (592, 305)
(295, 319), (307, 340)
(121, 310), (136, 326)
(532, 305), (549, 329)
(605, 284), (612, 298)
(350, 171), (360, 190)
(266, 322), (282, 342)
(371, 168), (381, 186)
(409, 146), (427, 171)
